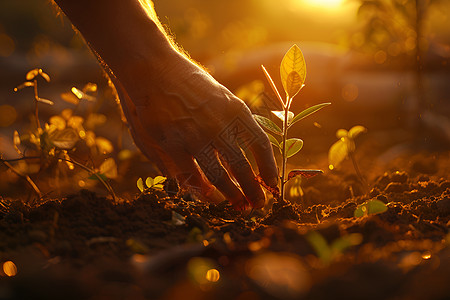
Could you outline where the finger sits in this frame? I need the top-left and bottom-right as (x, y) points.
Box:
(165, 149), (225, 204)
(114, 79), (168, 173)
(195, 144), (249, 210)
(239, 110), (279, 188)
(216, 143), (266, 209)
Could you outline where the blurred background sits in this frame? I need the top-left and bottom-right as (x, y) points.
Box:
(1, 0), (450, 197)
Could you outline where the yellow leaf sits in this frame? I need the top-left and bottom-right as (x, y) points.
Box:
(96, 137), (113, 154)
(348, 125), (367, 140)
(72, 87), (96, 101)
(99, 158), (117, 179)
(37, 97), (54, 105)
(49, 128), (79, 150)
(85, 113), (106, 129)
(38, 69), (51, 82)
(67, 116), (84, 131)
(336, 129), (348, 139)
(49, 115), (66, 130)
(61, 92), (80, 105)
(84, 131), (96, 147)
(328, 139), (348, 170)
(14, 81), (34, 92)
(280, 45), (306, 99)
(61, 109), (73, 120)
(26, 69), (39, 80)
(82, 83), (97, 94)
(145, 177), (153, 188)
(137, 178), (144, 192)
(13, 130), (21, 155)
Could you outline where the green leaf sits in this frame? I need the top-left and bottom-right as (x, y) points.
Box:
(348, 125), (367, 139)
(271, 110), (294, 125)
(48, 128), (79, 150)
(145, 177), (153, 188)
(280, 44), (306, 99)
(289, 103), (331, 128)
(306, 231), (331, 264)
(354, 199), (388, 218)
(285, 138), (303, 158)
(266, 132), (281, 150)
(253, 115), (282, 135)
(137, 178), (144, 192)
(330, 233), (363, 254)
(328, 139), (348, 170)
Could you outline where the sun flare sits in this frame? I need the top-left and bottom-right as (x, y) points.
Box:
(303, 0), (344, 8)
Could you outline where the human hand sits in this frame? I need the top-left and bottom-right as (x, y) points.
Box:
(115, 52), (278, 209)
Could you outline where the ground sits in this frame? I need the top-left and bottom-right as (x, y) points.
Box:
(1, 143), (449, 299)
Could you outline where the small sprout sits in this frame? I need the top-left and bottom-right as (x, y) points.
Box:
(253, 45), (330, 202)
(99, 158), (118, 179)
(137, 178), (145, 192)
(137, 176), (167, 193)
(306, 231), (363, 265)
(26, 68), (50, 82)
(354, 199), (388, 218)
(146, 175), (166, 190)
(329, 125), (367, 189)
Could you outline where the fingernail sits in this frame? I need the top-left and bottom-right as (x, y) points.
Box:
(205, 187), (226, 204)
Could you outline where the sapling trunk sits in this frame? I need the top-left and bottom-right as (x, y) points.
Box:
(280, 98), (290, 202)
(33, 79), (41, 130)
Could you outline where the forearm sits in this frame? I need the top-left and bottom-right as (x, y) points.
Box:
(54, 0), (176, 78)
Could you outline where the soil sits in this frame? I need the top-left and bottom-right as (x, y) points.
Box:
(1, 146), (449, 300)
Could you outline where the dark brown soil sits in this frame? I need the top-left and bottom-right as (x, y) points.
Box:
(1, 150), (449, 300)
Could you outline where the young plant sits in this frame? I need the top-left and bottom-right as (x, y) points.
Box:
(1, 69), (116, 201)
(253, 45), (331, 202)
(306, 231), (362, 265)
(137, 175), (167, 194)
(354, 199), (388, 218)
(328, 125), (367, 188)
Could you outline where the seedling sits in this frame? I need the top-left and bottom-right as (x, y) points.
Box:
(354, 199), (388, 218)
(253, 45), (330, 202)
(137, 175), (166, 194)
(328, 125), (367, 188)
(1, 69), (116, 201)
(306, 231), (362, 265)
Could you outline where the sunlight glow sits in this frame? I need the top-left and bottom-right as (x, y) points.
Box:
(303, 0), (344, 8)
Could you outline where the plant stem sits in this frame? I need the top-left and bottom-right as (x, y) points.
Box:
(0, 158), (42, 199)
(349, 151), (368, 193)
(280, 96), (290, 203)
(33, 79), (41, 130)
(59, 156), (117, 202)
